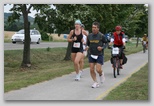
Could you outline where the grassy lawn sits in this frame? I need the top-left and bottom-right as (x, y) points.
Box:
(103, 63), (148, 100)
(4, 42), (143, 92)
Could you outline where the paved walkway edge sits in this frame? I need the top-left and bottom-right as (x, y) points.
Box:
(96, 61), (148, 100)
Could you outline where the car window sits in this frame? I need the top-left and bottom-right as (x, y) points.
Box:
(16, 30), (24, 34)
(31, 31), (35, 35)
(16, 30), (40, 35)
(34, 31), (39, 35)
(37, 31), (40, 35)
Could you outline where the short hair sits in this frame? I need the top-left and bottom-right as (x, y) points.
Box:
(92, 22), (100, 28)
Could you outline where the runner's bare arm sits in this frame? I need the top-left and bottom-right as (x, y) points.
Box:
(85, 37), (89, 51)
(67, 30), (74, 42)
(82, 30), (88, 36)
(81, 38), (84, 43)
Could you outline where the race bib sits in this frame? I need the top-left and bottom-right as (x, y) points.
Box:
(143, 41), (146, 45)
(112, 47), (119, 55)
(73, 42), (80, 48)
(91, 55), (98, 59)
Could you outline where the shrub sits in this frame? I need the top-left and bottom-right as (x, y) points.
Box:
(40, 31), (49, 41)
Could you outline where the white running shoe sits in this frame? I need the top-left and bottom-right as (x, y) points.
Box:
(79, 70), (83, 78)
(75, 73), (80, 81)
(92, 82), (99, 88)
(100, 72), (105, 83)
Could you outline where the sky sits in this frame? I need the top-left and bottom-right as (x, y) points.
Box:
(4, 4), (39, 18)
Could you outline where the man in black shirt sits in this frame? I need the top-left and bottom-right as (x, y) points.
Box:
(86, 22), (107, 88)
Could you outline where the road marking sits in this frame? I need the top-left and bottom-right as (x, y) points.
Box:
(95, 61), (148, 100)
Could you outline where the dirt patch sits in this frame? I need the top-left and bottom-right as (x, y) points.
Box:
(4, 31), (16, 39)
(47, 33), (68, 41)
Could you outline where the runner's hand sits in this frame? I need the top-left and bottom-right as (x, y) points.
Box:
(85, 46), (89, 51)
(74, 36), (77, 41)
(97, 46), (103, 51)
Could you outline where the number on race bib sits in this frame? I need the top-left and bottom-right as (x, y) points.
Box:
(73, 42), (80, 48)
(143, 41), (146, 45)
(112, 47), (119, 55)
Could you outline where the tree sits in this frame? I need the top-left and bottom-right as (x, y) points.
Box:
(8, 4), (32, 68)
(114, 4), (148, 38)
(33, 4), (148, 60)
(48, 4), (149, 60)
(7, 4), (50, 68)
(34, 5), (56, 41)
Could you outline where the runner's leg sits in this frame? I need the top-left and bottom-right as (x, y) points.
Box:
(71, 53), (76, 72)
(96, 63), (102, 76)
(79, 53), (84, 71)
(89, 63), (97, 82)
(74, 52), (83, 74)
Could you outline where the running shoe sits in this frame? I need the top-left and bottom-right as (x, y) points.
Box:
(75, 73), (80, 81)
(92, 82), (99, 88)
(100, 72), (105, 83)
(79, 70), (83, 77)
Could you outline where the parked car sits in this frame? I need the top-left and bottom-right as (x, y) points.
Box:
(11, 29), (42, 44)
(125, 35), (129, 43)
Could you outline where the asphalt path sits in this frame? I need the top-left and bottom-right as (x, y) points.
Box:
(4, 51), (148, 100)
(4, 42), (68, 50)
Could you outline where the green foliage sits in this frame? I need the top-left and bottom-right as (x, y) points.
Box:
(5, 4), (148, 37)
(43, 4), (147, 37)
(40, 30), (49, 41)
(34, 5), (56, 33)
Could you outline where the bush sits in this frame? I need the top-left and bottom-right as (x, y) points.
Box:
(40, 31), (49, 41)
(46, 47), (50, 51)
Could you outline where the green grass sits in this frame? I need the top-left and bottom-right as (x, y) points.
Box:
(4, 42), (143, 92)
(4, 48), (74, 92)
(4, 38), (12, 43)
(103, 63), (148, 100)
(124, 42), (143, 55)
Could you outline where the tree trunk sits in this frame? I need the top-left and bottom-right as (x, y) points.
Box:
(136, 36), (139, 47)
(64, 42), (72, 60)
(21, 5), (31, 68)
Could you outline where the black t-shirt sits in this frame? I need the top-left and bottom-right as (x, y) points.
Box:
(87, 32), (107, 55)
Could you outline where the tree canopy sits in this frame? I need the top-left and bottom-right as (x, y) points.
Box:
(33, 4), (148, 37)
(6, 4), (148, 37)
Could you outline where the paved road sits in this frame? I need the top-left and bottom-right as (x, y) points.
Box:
(4, 51), (148, 100)
(4, 42), (68, 50)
